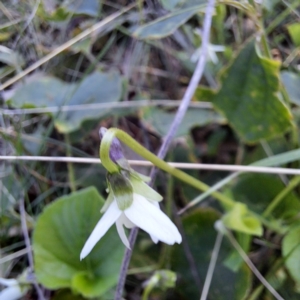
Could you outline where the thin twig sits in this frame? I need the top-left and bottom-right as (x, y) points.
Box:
(114, 227), (139, 300)
(19, 198), (46, 300)
(114, 0), (216, 299)
(3, 156), (300, 175)
(149, 0), (216, 183)
(0, 4), (135, 91)
(226, 230), (284, 300)
(0, 248), (29, 264)
(200, 231), (223, 300)
(0, 100), (212, 115)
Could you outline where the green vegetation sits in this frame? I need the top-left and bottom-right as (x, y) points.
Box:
(1, 0), (300, 299)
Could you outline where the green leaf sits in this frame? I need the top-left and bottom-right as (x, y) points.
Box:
(171, 208), (251, 299)
(231, 173), (300, 219)
(9, 71), (123, 133)
(143, 107), (225, 137)
(130, 175), (163, 202)
(210, 41), (292, 143)
(282, 225), (300, 283)
(222, 202), (263, 236)
(133, 5), (206, 39)
(52, 289), (86, 300)
(287, 23), (300, 47)
(160, 0), (181, 10)
(0, 47), (24, 69)
(65, 0), (100, 17)
(33, 187), (124, 298)
(281, 71), (300, 106)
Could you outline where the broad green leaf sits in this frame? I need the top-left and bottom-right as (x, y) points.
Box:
(65, 0), (100, 17)
(281, 71), (300, 106)
(160, 0), (181, 10)
(9, 71), (123, 133)
(287, 23), (300, 47)
(133, 5), (206, 39)
(160, 0), (205, 10)
(231, 174), (300, 219)
(33, 187), (124, 298)
(8, 75), (75, 108)
(0, 47), (24, 68)
(282, 225), (300, 283)
(222, 202), (263, 236)
(143, 107), (225, 137)
(200, 41), (292, 143)
(51, 289), (86, 300)
(73, 164), (107, 192)
(170, 208), (251, 299)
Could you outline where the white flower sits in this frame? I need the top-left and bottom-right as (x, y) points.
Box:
(80, 193), (182, 260)
(191, 28), (225, 64)
(0, 278), (25, 300)
(191, 44), (225, 64)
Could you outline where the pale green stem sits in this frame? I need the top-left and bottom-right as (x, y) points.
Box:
(200, 231), (223, 300)
(100, 128), (234, 207)
(142, 277), (157, 300)
(127, 265), (157, 275)
(65, 134), (76, 192)
(225, 230), (284, 300)
(247, 258), (284, 300)
(263, 176), (300, 218)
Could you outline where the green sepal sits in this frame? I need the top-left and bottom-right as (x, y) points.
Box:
(116, 157), (151, 183)
(108, 172), (133, 211)
(100, 192), (114, 213)
(115, 158), (131, 171)
(130, 170), (151, 183)
(130, 175), (163, 202)
(222, 202), (263, 236)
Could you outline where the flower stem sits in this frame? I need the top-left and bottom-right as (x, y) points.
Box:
(65, 134), (76, 192)
(101, 128), (234, 207)
(200, 231), (223, 300)
(112, 1), (217, 298)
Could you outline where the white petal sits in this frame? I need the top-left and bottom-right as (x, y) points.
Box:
(125, 194), (182, 245)
(122, 215), (135, 228)
(116, 215), (131, 249)
(150, 234), (159, 244)
(80, 200), (121, 260)
(0, 285), (23, 300)
(149, 202), (159, 243)
(0, 279), (18, 287)
(210, 45), (226, 52)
